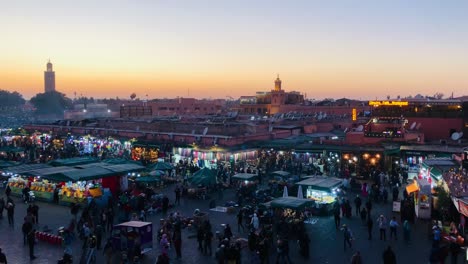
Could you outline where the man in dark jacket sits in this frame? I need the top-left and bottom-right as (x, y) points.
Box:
(0, 247), (7, 264)
(383, 246), (396, 264)
(22, 219), (33, 245)
(6, 200), (14, 227)
(27, 229), (37, 260)
(354, 195), (362, 216)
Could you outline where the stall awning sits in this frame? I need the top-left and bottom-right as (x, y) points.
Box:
(272, 171), (290, 177)
(231, 173), (258, 181)
(58, 167), (115, 182)
(48, 157), (99, 167)
(296, 176), (342, 191)
(406, 182), (420, 194)
(270, 197), (315, 210)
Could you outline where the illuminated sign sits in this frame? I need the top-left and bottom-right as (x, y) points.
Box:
(369, 101), (409, 106)
(352, 108), (357, 121)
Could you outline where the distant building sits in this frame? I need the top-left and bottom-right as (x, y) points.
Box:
(120, 105), (153, 118)
(236, 75), (313, 115)
(44, 60), (55, 93)
(64, 104), (118, 120)
(146, 98), (225, 116)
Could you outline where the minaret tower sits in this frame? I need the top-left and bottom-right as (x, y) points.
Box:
(274, 74), (282, 91)
(44, 59), (56, 93)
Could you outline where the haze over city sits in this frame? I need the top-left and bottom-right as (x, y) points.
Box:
(2, 0), (468, 100)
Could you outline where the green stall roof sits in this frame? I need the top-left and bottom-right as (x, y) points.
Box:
(270, 197), (315, 210)
(189, 168), (217, 186)
(231, 173), (258, 181)
(135, 176), (161, 183)
(58, 166), (115, 181)
(296, 176), (342, 191)
(104, 164), (146, 173)
(0, 160), (20, 169)
(148, 162), (173, 171)
(24, 166), (78, 178)
(4, 164), (51, 174)
(49, 157), (99, 167)
(102, 158), (141, 165)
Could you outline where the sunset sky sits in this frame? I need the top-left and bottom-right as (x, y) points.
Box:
(1, 1), (468, 100)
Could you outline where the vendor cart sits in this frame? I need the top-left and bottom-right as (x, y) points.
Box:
(112, 221), (153, 254)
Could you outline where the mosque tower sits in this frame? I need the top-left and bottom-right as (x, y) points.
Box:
(44, 60), (56, 93)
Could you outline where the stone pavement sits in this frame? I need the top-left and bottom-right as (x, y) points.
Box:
(0, 184), (466, 264)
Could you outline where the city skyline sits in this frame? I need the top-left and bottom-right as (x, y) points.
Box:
(2, 1), (468, 100)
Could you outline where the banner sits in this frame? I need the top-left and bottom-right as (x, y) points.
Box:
(458, 200), (468, 217)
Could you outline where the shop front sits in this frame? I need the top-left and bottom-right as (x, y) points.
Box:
(172, 146), (257, 169)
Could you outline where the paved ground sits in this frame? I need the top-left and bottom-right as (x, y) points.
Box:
(0, 183), (466, 264)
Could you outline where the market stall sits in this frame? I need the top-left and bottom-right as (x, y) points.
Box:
(187, 168), (217, 199)
(112, 221), (153, 254)
(296, 176), (342, 215)
(4, 164), (53, 197)
(232, 173), (258, 202)
(268, 197), (314, 237)
(405, 179), (431, 219)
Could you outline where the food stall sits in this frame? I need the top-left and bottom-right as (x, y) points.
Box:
(7, 176), (29, 196)
(112, 221), (153, 254)
(4, 164), (55, 198)
(268, 197), (314, 237)
(296, 176), (342, 215)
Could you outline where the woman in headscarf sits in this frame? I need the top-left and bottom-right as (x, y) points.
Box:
(160, 233), (170, 255)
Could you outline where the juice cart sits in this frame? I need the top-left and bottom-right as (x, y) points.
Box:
(112, 221), (153, 254)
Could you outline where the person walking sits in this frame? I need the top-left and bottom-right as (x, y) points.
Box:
(432, 225), (441, 247)
(5, 185), (11, 198)
(377, 215), (387, 241)
(159, 234), (170, 257)
(174, 186), (181, 206)
(341, 224), (354, 252)
(367, 217), (374, 240)
(365, 200), (372, 220)
(403, 220), (411, 243)
(351, 251), (363, 264)
(383, 246), (396, 264)
(389, 216), (399, 240)
(103, 239), (113, 264)
(0, 248), (7, 264)
(360, 207), (367, 225)
(203, 228), (213, 256)
(251, 213), (259, 230)
(0, 197), (5, 218)
(237, 210), (245, 233)
(22, 219), (33, 246)
(31, 203), (39, 224)
(173, 229), (182, 259)
(6, 200), (14, 227)
(106, 208), (114, 232)
(354, 195), (362, 216)
(224, 224), (233, 241)
(162, 196), (169, 215)
(333, 203), (341, 229)
(27, 229), (37, 260)
(95, 224), (103, 250)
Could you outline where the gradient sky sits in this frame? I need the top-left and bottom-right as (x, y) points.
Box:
(1, 0), (468, 100)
